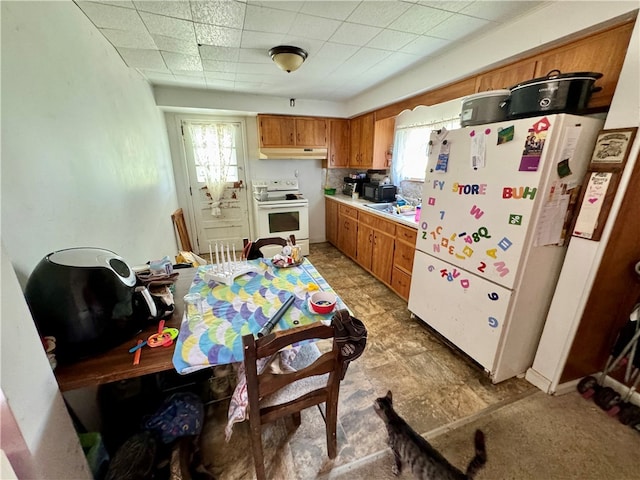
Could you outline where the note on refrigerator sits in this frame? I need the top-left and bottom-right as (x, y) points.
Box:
(572, 172), (613, 239)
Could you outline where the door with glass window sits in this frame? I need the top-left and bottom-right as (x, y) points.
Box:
(181, 119), (251, 255)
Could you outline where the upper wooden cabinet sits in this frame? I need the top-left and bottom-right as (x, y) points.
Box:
(258, 114), (327, 148)
(349, 113), (374, 168)
(532, 21), (634, 110)
(372, 117), (396, 170)
(475, 61), (537, 91)
(327, 119), (350, 168)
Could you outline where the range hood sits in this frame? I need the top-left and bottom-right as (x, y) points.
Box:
(259, 147), (328, 160)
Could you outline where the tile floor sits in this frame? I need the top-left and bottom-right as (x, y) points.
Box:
(197, 242), (639, 479)
(199, 242), (536, 479)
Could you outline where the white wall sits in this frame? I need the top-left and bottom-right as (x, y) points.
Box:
(1, 1), (179, 285)
(527, 13), (640, 393)
(1, 2), (181, 476)
(1, 245), (91, 479)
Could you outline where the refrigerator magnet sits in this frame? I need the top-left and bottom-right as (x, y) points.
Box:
(519, 128), (547, 172)
(497, 126), (514, 145)
(435, 140), (450, 173)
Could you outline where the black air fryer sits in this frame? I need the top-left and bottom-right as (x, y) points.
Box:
(24, 247), (158, 363)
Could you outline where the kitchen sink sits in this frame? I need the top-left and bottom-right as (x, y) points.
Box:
(364, 203), (394, 212)
(364, 203), (417, 223)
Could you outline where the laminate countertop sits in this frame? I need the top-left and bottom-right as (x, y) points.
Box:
(325, 194), (419, 229)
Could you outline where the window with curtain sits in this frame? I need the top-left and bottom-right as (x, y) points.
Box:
(187, 122), (238, 216)
(390, 116), (460, 186)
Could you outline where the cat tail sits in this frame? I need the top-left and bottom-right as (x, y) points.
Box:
(465, 429), (487, 479)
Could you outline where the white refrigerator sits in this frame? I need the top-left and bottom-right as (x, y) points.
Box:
(408, 114), (603, 383)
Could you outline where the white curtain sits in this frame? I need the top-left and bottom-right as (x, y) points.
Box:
(390, 116), (460, 186)
(188, 123), (235, 216)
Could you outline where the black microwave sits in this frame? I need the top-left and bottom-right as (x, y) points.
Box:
(362, 183), (396, 203)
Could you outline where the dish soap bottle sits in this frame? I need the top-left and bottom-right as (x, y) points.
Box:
(414, 204), (421, 223)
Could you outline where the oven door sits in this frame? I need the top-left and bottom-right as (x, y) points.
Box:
(255, 202), (310, 256)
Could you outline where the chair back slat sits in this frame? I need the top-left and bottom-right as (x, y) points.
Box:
(256, 323), (334, 357)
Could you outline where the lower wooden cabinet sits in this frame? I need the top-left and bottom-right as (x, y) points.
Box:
(326, 198), (339, 246)
(337, 204), (359, 260)
(391, 267), (412, 300)
(392, 224), (418, 300)
(357, 212), (395, 284)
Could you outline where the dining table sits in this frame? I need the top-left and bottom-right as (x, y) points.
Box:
(172, 257), (348, 375)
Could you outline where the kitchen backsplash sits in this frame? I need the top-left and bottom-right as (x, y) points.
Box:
(324, 168), (423, 204)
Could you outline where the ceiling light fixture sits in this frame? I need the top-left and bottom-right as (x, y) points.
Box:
(269, 45), (308, 73)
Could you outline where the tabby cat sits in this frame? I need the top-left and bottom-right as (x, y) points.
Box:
(374, 391), (487, 479)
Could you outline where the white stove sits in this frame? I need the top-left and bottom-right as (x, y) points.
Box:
(252, 178), (309, 256)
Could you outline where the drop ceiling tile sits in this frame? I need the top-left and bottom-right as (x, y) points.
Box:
(152, 34), (198, 55)
(346, 1), (410, 28)
(236, 62), (276, 74)
(190, 1), (246, 29)
(200, 45), (241, 61)
(240, 31), (285, 49)
(315, 42), (359, 62)
(426, 13), (490, 40)
(388, 4), (452, 34)
(244, 5), (297, 34)
(459, 1), (543, 21)
(280, 37), (324, 55)
(345, 47), (392, 72)
(204, 71), (236, 81)
(238, 48), (272, 64)
(202, 59), (239, 73)
(91, 0), (136, 8)
(133, 1), (192, 20)
(247, 1), (305, 13)
(195, 24), (242, 47)
(117, 47), (166, 69)
(76, 2), (145, 30)
(329, 22), (381, 46)
(162, 52), (202, 71)
(100, 27), (155, 49)
(139, 11), (195, 41)
(365, 50), (420, 79)
(400, 34), (449, 55)
(417, 1), (473, 13)
(367, 29), (418, 51)
(298, 1), (359, 20)
(287, 14), (341, 41)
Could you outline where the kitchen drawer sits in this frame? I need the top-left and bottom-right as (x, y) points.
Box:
(391, 267), (411, 301)
(359, 211), (396, 236)
(339, 204), (359, 219)
(396, 224), (417, 245)
(393, 240), (415, 273)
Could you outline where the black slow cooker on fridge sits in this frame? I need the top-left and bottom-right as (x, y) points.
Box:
(24, 247), (159, 363)
(507, 70), (603, 119)
(460, 89), (510, 127)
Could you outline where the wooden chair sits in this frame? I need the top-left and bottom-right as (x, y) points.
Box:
(242, 237), (288, 260)
(171, 208), (192, 252)
(242, 322), (344, 480)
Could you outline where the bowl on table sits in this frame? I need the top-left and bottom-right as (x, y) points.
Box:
(309, 291), (337, 314)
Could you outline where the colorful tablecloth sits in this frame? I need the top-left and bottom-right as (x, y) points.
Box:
(172, 258), (347, 374)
